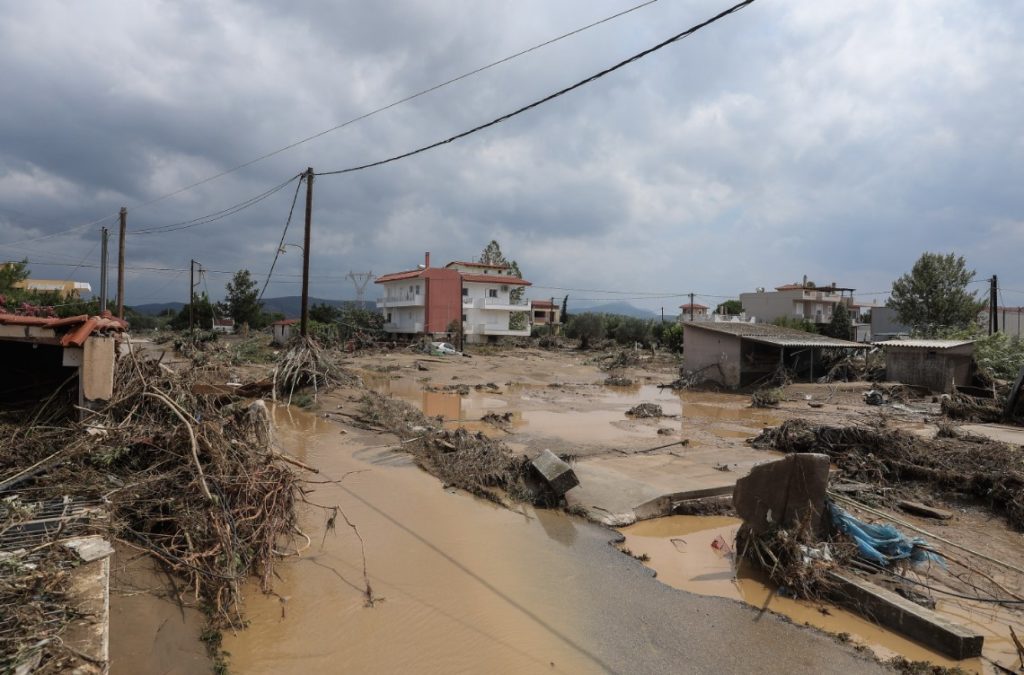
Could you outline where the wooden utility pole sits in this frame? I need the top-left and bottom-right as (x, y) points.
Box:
(189, 259), (196, 334)
(990, 275), (998, 335)
(300, 167), (313, 338)
(99, 227), (109, 313)
(689, 292), (695, 321)
(117, 207), (126, 318)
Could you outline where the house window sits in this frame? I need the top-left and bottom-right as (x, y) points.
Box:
(501, 285), (508, 292)
(462, 287), (468, 296)
(462, 314), (466, 322)
(534, 311), (544, 319)
(386, 312), (392, 322)
(415, 284), (420, 294)
(488, 289), (498, 298)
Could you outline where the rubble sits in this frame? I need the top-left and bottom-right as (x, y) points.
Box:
(751, 419), (1024, 530)
(529, 450), (580, 497)
(626, 403), (663, 418)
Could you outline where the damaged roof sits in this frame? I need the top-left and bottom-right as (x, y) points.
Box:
(873, 339), (975, 350)
(0, 312), (128, 347)
(685, 321), (866, 349)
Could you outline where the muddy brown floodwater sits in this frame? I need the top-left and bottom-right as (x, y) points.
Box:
(365, 375), (781, 452)
(222, 406), (883, 674)
(618, 515), (1024, 674)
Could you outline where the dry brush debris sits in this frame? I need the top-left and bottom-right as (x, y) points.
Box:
(751, 419), (1024, 530)
(0, 356), (301, 671)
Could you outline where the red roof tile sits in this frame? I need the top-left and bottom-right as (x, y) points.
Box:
(0, 311), (128, 347)
(374, 269), (425, 283)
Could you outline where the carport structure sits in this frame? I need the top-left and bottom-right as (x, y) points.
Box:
(682, 321), (867, 388)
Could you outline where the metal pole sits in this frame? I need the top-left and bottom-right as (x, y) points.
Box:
(117, 207), (126, 318)
(99, 227), (108, 312)
(300, 167), (313, 338)
(689, 292), (695, 321)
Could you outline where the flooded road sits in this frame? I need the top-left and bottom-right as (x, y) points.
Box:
(618, 515), (1020, 673)
(222, 406), (882, 674)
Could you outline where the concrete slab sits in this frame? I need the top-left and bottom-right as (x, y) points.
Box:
(565, 446), (774, 526)
(828, 571), (984, 660)
(960, 423), (1024, 446)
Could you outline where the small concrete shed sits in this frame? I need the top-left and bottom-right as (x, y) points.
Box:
(271, 319), (297, 345)
(874, 339), (975, 394)
(682, 321), (866, 388)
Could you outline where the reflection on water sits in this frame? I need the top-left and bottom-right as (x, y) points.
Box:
(366, 374), (780, 445)
(618, 516), (996, 673)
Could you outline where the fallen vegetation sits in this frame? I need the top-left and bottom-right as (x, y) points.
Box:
(751, 419), (1024, 530)
(356, 392), (537, 504)
(0, 356), (300, 671)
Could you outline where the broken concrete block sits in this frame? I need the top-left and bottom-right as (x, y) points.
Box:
(732, 453), (830, 535)
(531, 449), (579, 496)
(63, 536), (115, 563)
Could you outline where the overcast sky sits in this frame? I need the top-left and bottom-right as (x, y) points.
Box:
(1, 0), (1022, 312)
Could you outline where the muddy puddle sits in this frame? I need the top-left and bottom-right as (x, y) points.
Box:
(364, 373), (780, 448)
(619, 515), (1021, 673)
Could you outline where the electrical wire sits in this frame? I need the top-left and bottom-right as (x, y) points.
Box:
(0, 1), (661, 249)
(315, 0), (756, 177)
(130, 174), (301, 236)
(258, 175), (305, 303)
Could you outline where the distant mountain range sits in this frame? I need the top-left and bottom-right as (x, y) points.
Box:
(567, 300), (659, 319)
(131, 296), (373, 318)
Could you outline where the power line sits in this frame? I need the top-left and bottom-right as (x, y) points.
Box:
(130, 174), (301, 236)
(259, 176), (305, 302)
(315, 0), (756, 177)
(0, 1), (661, 249)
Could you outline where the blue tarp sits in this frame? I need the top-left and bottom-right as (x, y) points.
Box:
(828, 502), (944, 567)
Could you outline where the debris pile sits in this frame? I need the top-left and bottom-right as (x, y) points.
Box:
(751, 419), (1024, 530)
(750, 387), (783, 408)
(357, 392), (537, 504)
(0, 357), (300, 670)
(273, 336), (355, 404)
(626, 403), (663, 418)
(604, 375), (634, 387)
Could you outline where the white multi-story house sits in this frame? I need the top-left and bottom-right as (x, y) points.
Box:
(738, 276), (876, 341)
(374, 253), (532, 343)
(445, 261), (531, 341)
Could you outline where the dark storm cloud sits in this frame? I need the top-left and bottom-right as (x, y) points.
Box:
(0, 0), (1021, 309)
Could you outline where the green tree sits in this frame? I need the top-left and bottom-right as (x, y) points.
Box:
(310, 302), (341, 323)
(565, 312), (605, 349)
(716, 299), (742, 315)
(477, 240), (527, 329)
(170, 292), (215, 330)
(0, 259), (29, 292)
(663, 323), (684, 353)
(824, 301), (854, 340)
(560, 295), (569, 323)
(772, 316), (818, 333)
(613, 316), (653, 346)
(224, 269), (263, 327)
(888, 252), (983, 336)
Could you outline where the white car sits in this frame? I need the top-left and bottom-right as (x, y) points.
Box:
(431, 341), (460, 356)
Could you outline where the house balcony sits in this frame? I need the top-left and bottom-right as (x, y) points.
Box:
(377, 293), (424, 308)
(464, 323), (530, 337)
(383, 321), (423, 333)
(462, 297), (530, 311)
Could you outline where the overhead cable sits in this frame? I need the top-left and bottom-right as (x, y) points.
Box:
(0, 0), (661, 248)
(315, 0), (757, 177)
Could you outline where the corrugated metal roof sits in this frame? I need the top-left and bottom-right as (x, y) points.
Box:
(873, 339), (975, 349)
(685, 320), (865, 349)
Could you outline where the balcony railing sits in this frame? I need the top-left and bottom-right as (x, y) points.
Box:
(377, 293), (424, 307)
(483, 296), (528, 307)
